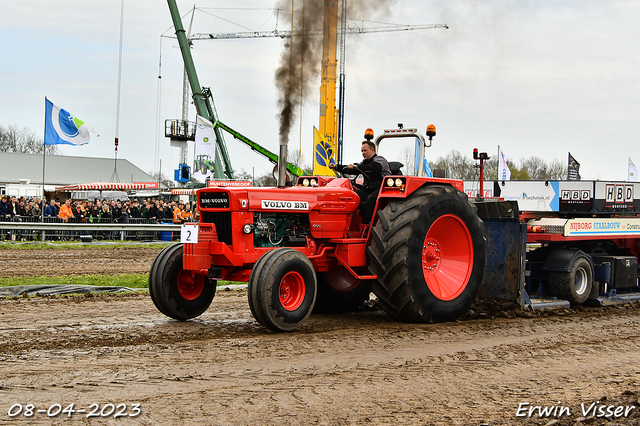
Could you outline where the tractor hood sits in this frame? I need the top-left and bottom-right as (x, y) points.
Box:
(247, 186), (359, 214)
(198, 185), (359, 215)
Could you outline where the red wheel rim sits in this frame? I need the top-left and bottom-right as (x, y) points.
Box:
(278, 271), (305, 311)
(421, 214), (473, 301)
(177, 270), (205, 300)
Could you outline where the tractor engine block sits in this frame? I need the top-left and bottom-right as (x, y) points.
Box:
(253, 213), (309, 248)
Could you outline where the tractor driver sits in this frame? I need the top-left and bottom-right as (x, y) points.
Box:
(330, 140), (391, 224)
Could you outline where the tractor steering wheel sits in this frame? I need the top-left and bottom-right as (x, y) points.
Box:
(341, 166), (370, 190)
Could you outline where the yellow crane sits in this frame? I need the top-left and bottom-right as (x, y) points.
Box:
(317, 0), (339, 172)
(314, 1), (448, 173)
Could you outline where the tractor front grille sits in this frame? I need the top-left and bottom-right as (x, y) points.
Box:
(201, 211), (232, 245)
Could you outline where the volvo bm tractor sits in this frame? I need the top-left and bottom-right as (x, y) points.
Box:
(149, 126), (486, 331)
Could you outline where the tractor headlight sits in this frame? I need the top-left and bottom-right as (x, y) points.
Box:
(310, 178), (318, 187)
(302, 178), (310, 187)
(242, 223), (254, 234)
(384, 177), (406, 191)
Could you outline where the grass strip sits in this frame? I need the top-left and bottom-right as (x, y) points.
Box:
(0, 274), (244, 289)
(0, 274), (149, 289)
(0, 242), (172, 250)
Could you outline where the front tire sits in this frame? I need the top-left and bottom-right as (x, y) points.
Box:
(248, 248), (317, 332)
(149, 243), (216, 320)
(368, 185), (485, 323)
(149, 243), (179, 303)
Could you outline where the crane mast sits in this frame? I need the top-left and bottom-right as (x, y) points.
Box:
(337, 0), (348, 164)
(179, 7), (196, 171)
(318, 0), (339, 171)
(167, 0), (233, 180)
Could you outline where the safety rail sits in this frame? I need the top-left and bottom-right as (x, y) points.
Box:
(0, 217), (182, 242)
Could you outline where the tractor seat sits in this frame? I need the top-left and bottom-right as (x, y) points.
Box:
(388, 161), (404, 175)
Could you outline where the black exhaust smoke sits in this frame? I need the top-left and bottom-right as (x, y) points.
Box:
(273, 0), (392, 186)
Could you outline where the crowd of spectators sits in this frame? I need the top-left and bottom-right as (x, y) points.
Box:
(0, 195), (200, 224)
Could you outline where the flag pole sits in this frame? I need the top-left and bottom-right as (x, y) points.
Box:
(41, 97), (47, 224)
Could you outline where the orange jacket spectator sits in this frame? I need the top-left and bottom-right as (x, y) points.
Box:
(173, 205), (183, 223)
(58, 199), (75, 221)
(181, 205), (192, 222)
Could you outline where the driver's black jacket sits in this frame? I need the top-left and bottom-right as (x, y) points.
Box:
(335, 154), (392, 190)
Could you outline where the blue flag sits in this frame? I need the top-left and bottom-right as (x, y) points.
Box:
(415, 137), (433, 177)
(424, 157), (433, 178)
(44, 98), (98, 146)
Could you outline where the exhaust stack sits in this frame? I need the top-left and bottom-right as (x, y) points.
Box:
(277, 144), (288, 188)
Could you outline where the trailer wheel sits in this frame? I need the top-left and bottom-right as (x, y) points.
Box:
(248, 248), (317, 332)
(548, 256), (593, 306)
(313, 270), (373, 314)
(149, 243), (216, 320)
(367, 185), (485, 323)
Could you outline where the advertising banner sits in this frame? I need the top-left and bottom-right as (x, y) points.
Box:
(193, 115), (217, 181)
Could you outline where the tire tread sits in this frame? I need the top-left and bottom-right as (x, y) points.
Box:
(367, 184), (484, 323)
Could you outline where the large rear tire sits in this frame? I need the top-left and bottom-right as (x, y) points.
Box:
(149, 243), (216, 320)
(367, 185), (485, 323)
(248, 248), (317, 332)
(548, 256), (593, 306)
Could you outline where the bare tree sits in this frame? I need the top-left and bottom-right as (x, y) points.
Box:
(235, 167), (278, 187)
(473, 157), (496, 180)
(0, 125), (18, 152)
(234, 169), (254, 182)
(519, 156), (548, 179)
(547, 158), (566, 180)
(431, 150), (476, 180)
(253, 171), (277, 187)
(287, 148), (313, 175)
(0, 125), (59, 155)
(399, 146), (418, 176)
(518, 156), (567, 180)
(231, 148), (311, 187)
(428, 149), (567, 181)
(147, 171), (174, 189)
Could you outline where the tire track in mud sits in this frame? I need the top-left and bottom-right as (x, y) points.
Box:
(1, 292), (640, 425)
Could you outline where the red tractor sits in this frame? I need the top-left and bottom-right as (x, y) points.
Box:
(149, 126), (486, 331)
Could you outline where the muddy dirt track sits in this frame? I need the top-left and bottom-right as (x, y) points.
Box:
(1, 247), (640, 425)
(0, 246), (160, 277)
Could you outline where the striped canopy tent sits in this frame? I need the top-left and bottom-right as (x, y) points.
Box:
(170, 188), (198, 195)
(55, 182), (160, 191)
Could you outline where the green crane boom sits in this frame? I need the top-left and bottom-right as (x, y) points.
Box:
(214, 121), (307, 178)
(166, 0), (308, 180)
(167, 0), (233, 179)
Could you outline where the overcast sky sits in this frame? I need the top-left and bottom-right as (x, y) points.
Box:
(1, 0), (638, 182)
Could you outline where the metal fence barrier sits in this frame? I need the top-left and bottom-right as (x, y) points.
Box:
(0, 217), (182, 242)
